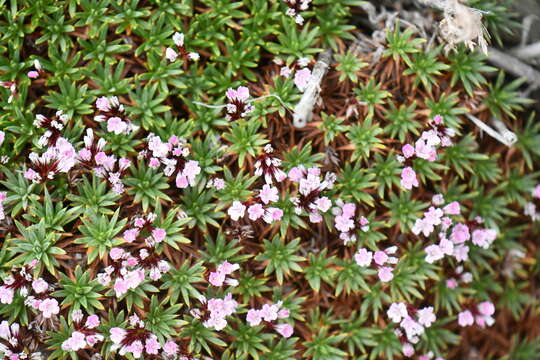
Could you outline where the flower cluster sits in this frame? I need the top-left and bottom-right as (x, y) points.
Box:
(0, 261), (60, 319)
(208, 261), (240, 287)
(139, 133), (201, 189)
(254, 145), (287, 184)
(77, 128), (131, 193)
(228, 146), (286, 223)
(276, 57), (312, 92)
(289, 165), (335, 223)
(94, 96), (136, 135)
(98, 215), (170, 296)
(191, 293), (238, 331)
(24, 137), (77, 183)
(354, 245), (398, 282)
(27, 59), (43, 79)
(61, 310), (104, 351)
(416, 195), (497, 263)
(524, 184), (540, 221)
(387, 302), (437, 357)
(225, 86), (254, 121)
(282, 0), (312, 25)
(165, 32), (199, 63)
(398, 115), (455, 190)
(110, 314), (162, 358)
(0, 321), (41, 360)
(246, 301), (293, 338)
(458, 301), (495, 328)
(332, 200), (369, 244)
(34, 110), (69, 147)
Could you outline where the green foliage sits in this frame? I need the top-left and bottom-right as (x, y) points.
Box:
(255, 236), (306, 284)
(75, 209), (126, 264)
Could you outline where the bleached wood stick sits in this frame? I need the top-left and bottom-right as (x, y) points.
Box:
(293, 50), (332, 128)
(512, 41), (540, 60)
(487, 47), (540, 89)
(465, 113), (516, 147)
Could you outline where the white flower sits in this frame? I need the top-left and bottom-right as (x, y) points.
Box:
(387, 302), (408, 323)
(228, 201), (246, 221)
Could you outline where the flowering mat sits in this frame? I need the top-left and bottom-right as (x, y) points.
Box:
(0, 0), (539, 359)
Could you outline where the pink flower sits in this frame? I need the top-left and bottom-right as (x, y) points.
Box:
(443, 201), (460, 215)
(415, 139), (436, 161)
(278, 309), (289, 318)
(96, 97), (111, 112)
(263, 207), (283, 223)
(446, 278), (458, 288)
(354, 248), (373, 267)
(417, 307), (436, 327)
(208, 272), (226, 287)
(315, 197), (331, 212)
(335, 215), (354, 232)
(450, 224), (470, 244)
(402, 342), (415, 357)
(260, 304), (279, 322)
(175, 174), (188, 188)
(152, 228), (166, 243)
(163, 340), (178, 356)
(288, 167), (303, 182)
(373, 251), (388, 266)
(246, 309), (262, 326)
(400, 167), (418, 190)
(478, 302), (495, 316)
(86, 314), (100, 328)
(424, 207), (443, 226)
(433, 115), (443, 125)
(259, 184), (279, 204)
(110, 327), (126, 344)
(113, 279), (129, 297)
(107, 117), (127, 135)
(432, 194), (444, 205)
(248, 204), (265, 220)
(213, 178), (225, 190)
(341, 203), (356, 218)
(28, 71), (39, 79)
(425, 244), (444, 264)
(0, 130), (4, 145)
(412, 218), (434, 237)
(378, 267), (394, 282)
(453, 244), (469, 262)
(165, 47), (178, 62)
(275, 323), (293, 338)
(145, 336), (161, 354)
(533, 185), (540, 199)
(387, 302), (408, 323)
(218, 261), (239, 275)
(110, 247), (124, 260)
(228, 201), (246, 221)
(123, 228), (139, 243)
(294, 68), (311, 92)
(402, 144), (415, 158)
(458, 310), (474, 327)
(280, 66), (292, 77)
(439, 238), (454, 255)
(471, 229), (496, 249)
(0, 286), (13, 304)
(39, 298), (60, 318)
(31, 278), (48, 294)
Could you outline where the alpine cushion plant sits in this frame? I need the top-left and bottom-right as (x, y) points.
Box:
(0, 0), (539, 359)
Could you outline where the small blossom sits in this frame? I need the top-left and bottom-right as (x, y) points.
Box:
(274, 323), (293, 338)
(228, 201), (246, 221)
(458, 310), (474, 327)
